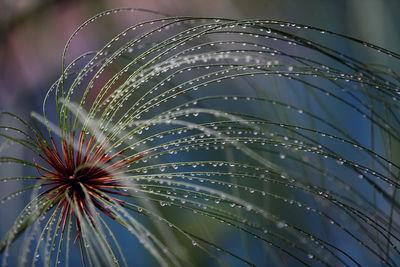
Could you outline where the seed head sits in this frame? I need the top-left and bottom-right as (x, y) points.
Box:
(35, 131), (144, 237)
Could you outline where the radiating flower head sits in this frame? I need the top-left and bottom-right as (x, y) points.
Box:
(35, 132), (146, 236)
(1, 8), (400, 266)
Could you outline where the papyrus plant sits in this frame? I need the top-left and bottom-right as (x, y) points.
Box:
(1, 8), (400, 266)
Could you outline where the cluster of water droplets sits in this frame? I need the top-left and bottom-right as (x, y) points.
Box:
(1, 8), (400, 266)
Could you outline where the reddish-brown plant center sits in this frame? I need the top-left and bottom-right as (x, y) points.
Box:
(34, 131), (145, 235)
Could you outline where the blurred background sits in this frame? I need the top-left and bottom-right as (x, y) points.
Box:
(1, 0), (400, 266)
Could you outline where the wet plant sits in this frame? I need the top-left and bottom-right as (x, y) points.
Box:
(1, 8), (400, 266)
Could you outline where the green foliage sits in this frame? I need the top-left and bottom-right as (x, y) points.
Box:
(1, 8), (400, 266)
